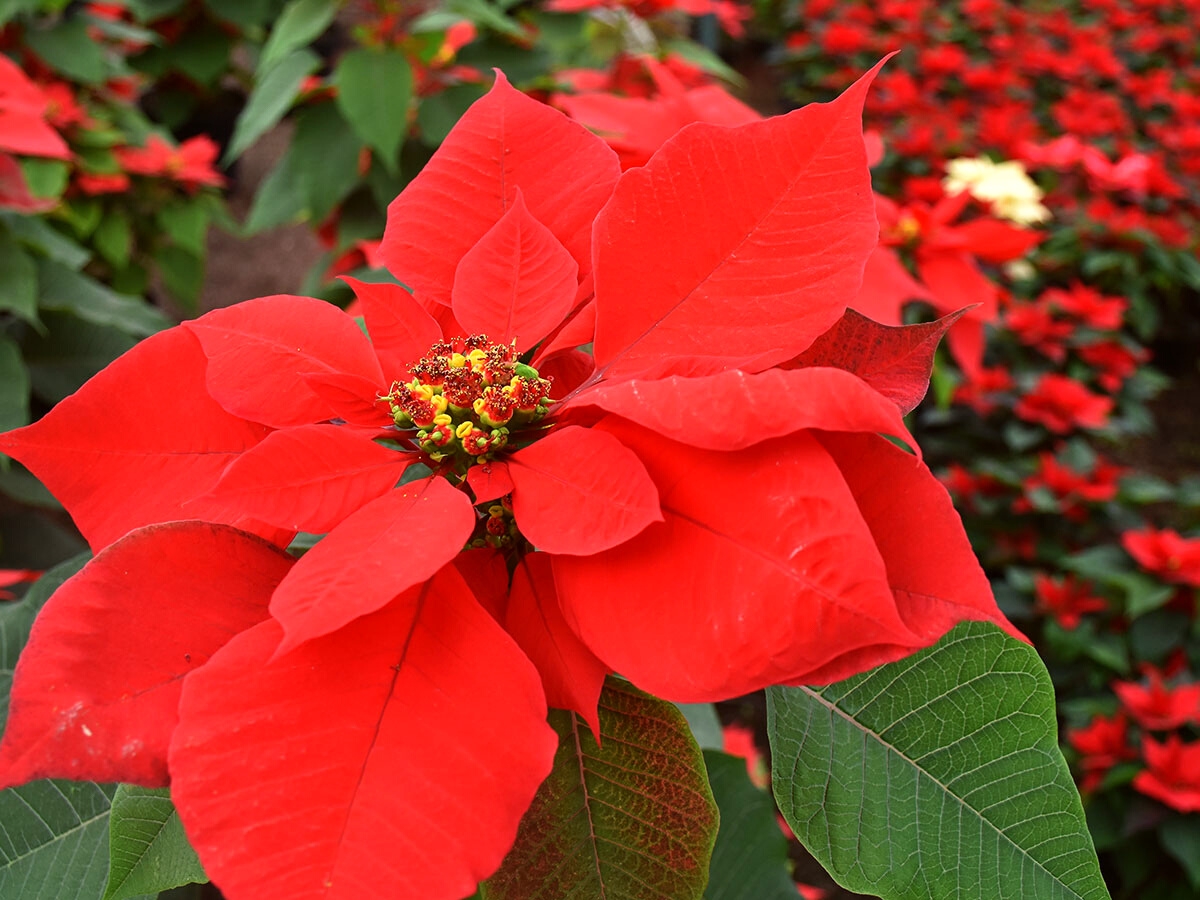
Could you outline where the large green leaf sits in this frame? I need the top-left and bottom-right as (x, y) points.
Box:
(24, 17), (106, 83)
(768, 622), (1111, 900)
(103, 785), (206, 900)
(703, 751), (798, 900)
(225, 49), (319, 163)
(333, 47), (412, 171)
(258, 0), (338, 72)
(291, 103), (363, 223)
(483, 678), (718, 900)
(35, 261), (170, 338)
(0, 780), (119, 899)
(0, 233), (39, 326)
(244, 144), (305, 233)
(0, 336), (29, 432)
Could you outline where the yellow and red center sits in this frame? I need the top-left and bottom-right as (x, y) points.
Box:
(384, 334), (553, 467)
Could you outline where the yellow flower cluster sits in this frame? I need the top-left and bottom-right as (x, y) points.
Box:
(942, 157), (1051, 227)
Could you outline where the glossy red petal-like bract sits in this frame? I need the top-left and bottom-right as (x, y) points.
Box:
(341, 277), (442, 383)
(269, 476), (476, 654)
(380, 72), (619, 307)
(788, 308), (964, 415)
(507, 425), (662, 555)
(0, 327), (274, 551)
(569, 366), (916, 453)
(452, 190), (578, 353)
(301, 371), (394, 427)
(591, 61), (884, 379)
(466, 460), (514, 504)
(852, 244), (932, 327)
(187, 295), (384, 428)
(817, 431), (1026, 644)
(0, 523), (291, 789)
(198, 424), (411, 533)
(505, 553), (609, 737)
(554, 418), (917, 702)
(169, 567), (557, 900)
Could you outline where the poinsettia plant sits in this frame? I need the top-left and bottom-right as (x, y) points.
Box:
(0, 64), (1112, 900)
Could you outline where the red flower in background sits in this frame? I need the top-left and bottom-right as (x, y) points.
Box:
(114, 134), (226, 189)
(1014, 373), (1113, 433)
(1134, 736), (1200, 813)
(1068, 711), (1135, 793)
(1033, 573), (1107, 629)
(0, 54), (71, 160)
(0, 569), (41, 601)
(0, 67), (1018, 900)
(1121, 527), (1200, 586)
(1114, 668), (1200, 731)
(1014, 452), (1123, 521)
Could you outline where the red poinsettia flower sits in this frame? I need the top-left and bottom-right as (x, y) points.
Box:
(1032, 573), (1107, 629)
(1114, 667), (1200, 731)
(1133, 735), (1200, 813)
(0, 67), (1019, 900)
(1014, 373), (1113, 433)
(114, 134), (226, 189)
(1068, 711), (1135, 792)
(859, 190), (1042, 378)
(1121, 527), (1200, 587)
(0, 54), (71, 160)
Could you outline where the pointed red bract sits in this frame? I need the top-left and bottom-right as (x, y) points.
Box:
(269, 477), (476, 654)
(301, 371), (394, 427)
(466, 460), (514, 504)
(851, 244), (933, 327)
(451, 190), (578, 353)
(554, 418), (917, 702)
(0, 327), (274, 551)
(788, 308), (965, 414)
(170, 567), (558, 900)
(570, 366), (916, 453)
(341, 277), (442, 382)
(507, 425), (662, 555)
(0, 523), (291, 789)
(380, 72), (619, 307)
(591, 60), (884, 378)
(505, 553), (609, 736)
(817, 431), (1026, 645)
(187, 296), (384, 428)
(197, 424), (411, 533)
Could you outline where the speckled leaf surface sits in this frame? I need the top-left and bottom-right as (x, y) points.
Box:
(768, 622), (1111, 900)
(483, 677), (718, 900)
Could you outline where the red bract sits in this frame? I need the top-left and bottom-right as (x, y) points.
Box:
(0, 66), (1018, 900)
(1121, 527), (1200, 586)
(1032, 573), (1107, 629)
(1068, 711), (1135, 792)
(1134, 735), (1200, 814)
(1113, 668), (1200, 731)
(114, 134), (226, 189)
(1014, 373), (1113, 433)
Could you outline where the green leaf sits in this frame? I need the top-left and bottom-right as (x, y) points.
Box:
(259, 0), (338, 71)
(333, 48), (412, 171)
(24, 17), (106, 83)
(157, 204), (209, 256)
(36, 260), (170, 337)
(1161, 817), (1200, 890)
(0, 780), (118, 899)
(1, 214), (90, 269)
(93, 211), (133, 270)
(677, 702), (724, 750)
(415, 82), (487, 145)
(204, 0), (273, 27)
(768, 622), (1111, 900)
(225, 49), (320, 163)
(243, 144), (306, 232)
(154, 246), (204, 311)
(103, 786), (207, 900)
(164, 26), (231, 86)
(19, 159), (70, 200)
(24, 311), (138, 404)
(483, 677), (718, 900)
(703, 750), (798, 900)
(0, 336), (29, 433)
(291, 102), (363, 222)
(441, 0), (524, 38)
(0, 233), (39, 325)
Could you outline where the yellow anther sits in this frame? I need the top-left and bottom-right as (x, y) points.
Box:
(467, 348), (487, 370)
(895, 214), (921, 242)
(430, 394), (448, 414)
(455, 421), (475, 439)
(488, 505), (506, 517)
(432, 412), (452, 426)
(449, 353), (467, 368)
